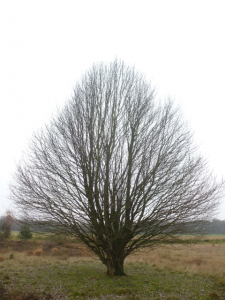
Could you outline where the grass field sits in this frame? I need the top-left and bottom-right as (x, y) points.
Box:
(0, 235), (225, 299)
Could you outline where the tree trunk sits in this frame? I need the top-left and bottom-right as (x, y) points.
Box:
(106, 257), (126, 276)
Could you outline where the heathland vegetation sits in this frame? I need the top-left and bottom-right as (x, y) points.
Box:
(0, 232), (225, 299)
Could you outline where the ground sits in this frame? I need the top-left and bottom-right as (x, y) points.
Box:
(0, 234), (225, 299)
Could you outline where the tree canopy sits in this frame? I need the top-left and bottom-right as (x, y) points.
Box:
(10, 60), (222, 275)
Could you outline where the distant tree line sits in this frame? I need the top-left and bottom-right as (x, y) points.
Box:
(0, 214), (225, 235)
(0, 215), (20, 231)
(0, 213), (32, 241)
(205, 219), (225, 234)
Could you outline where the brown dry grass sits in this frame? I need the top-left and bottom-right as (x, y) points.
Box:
(1, 237), (225, 279)
(3, 240), (224, 278)
(127, 243), (225, 277)
(33, 249), (43, 256)
(1, 237), (225, 299)
(51, 247), (58, 252)
(0, 240), (94, 258)
(0, 240), (40, 252)
(0, 250), (94, 268)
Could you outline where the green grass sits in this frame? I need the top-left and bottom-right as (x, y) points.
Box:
(7, 231), (225, 253)
(1, 234), (225, 299)
(7, 231), (20, 240)
(9, 231), (80, 244)
(0, 257), (224, 299)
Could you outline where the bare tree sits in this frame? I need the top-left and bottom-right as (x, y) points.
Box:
(10, 60), (222, 275)
(0, 210), (13, 240)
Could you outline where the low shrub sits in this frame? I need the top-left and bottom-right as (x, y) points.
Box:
(18, 225), (33, 241)
(42, 242), (56, 252)
(9, 254), (14, 259)
(34, 249), (43, 256)
(51, 247), (58, 252)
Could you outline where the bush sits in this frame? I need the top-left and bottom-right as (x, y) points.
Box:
(0, 212), (13, 240)
(0, 221), (11, 240)
(34, 249), (42, 256)
(19, 224), (33, 241)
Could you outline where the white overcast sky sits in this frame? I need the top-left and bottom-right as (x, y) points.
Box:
(1, 0), (225, 219)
